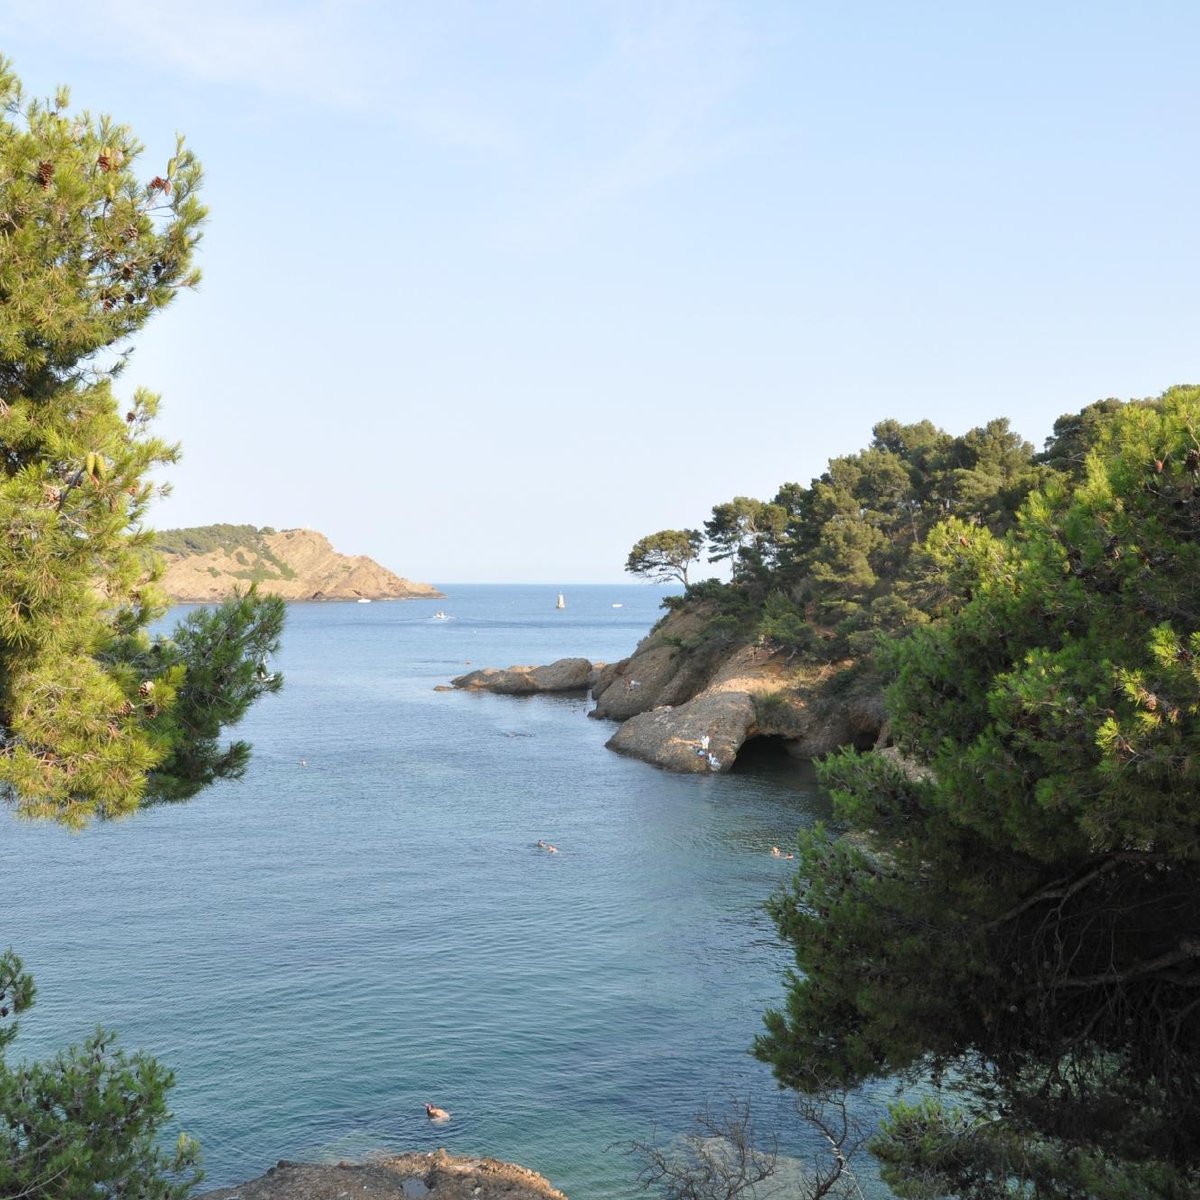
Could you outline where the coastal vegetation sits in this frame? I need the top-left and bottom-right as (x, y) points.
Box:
(0, 58), (283, 1195)
(625, 528), (706, 586)
(628, 389), (1200, 1195)
(154, 523), (297, 583)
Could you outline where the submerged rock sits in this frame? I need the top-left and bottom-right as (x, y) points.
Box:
(197, 1150), (567, 1200)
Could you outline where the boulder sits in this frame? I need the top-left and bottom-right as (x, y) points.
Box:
(607, 690), (757, 773)
(451, 657), (600, 695)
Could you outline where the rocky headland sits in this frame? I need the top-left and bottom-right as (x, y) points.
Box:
(197, 1151), (567, 1200)
(154, 525), (442, 602)
(448, 602), (886, 773)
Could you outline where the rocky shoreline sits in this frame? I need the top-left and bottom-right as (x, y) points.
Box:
(197, 1151), (567, 1200)
(447, 603), (886, 773)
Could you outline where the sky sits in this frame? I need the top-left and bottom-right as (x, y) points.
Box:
(2, 1), (1198, 583)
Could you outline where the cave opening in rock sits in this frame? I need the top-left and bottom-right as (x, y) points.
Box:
(731, 734), (810, 773)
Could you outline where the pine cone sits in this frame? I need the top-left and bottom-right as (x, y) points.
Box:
(1187, 448), (1199, 474)
(36, 160), (53, 189)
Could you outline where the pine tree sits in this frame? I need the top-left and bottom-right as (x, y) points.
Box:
(0, 949), (201, 1200)
(756, 387), (1200, 1197)
(625, 528), (705, 586)
(0, 56), (284, 825)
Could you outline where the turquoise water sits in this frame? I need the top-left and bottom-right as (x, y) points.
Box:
(1, 585), (850, 1198)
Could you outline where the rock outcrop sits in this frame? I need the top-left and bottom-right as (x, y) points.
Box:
(197, 1151), (566, 1200)
(452, 657), (602, 695)
(592, 607), (885, 772)
(446, 602), (887, 774)
(155, 526), (442, 602)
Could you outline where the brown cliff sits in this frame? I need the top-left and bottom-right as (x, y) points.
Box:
(155, 526), (442, 602)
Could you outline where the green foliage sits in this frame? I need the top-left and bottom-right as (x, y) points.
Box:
(155, 524), (298, 582)
(0, 1030), (202, 1199)
(785, 417), (1042, 650)
(626, 528), (704, 586)
(653, 417), (1042, 668)
(754, 591), (814, 654)
(154, 523), (264, 556)
(0, 950), (200, 1199)
(752, 689), (794, 726)
(703, 496), (789, 582)
(756, 386), (1200, 1197)
(1035, 396), (1128, 481)
(662, 577), (734, 609)
(874, 1094), (1194, 1200)
(144, 591), (285, 801)
(0, 951), (35, 1056)
(0, 58), (284, 824)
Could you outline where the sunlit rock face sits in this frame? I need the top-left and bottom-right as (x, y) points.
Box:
(157, 527), (443, 602)
(590, 606), (886, 773)
(196, 1150), (568, 1200)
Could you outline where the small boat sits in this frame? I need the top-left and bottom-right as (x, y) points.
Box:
(433, 611), (449, 620)
(356, 597), (371, 604)
(556, 592), (566, 609)
(612, 603), (623, 608)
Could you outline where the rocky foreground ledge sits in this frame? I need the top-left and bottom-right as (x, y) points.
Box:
(198, 1150), (567, 1200)
(446, 604), (886, 774)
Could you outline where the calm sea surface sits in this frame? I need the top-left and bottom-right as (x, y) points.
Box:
(1, 585), (872, 1198)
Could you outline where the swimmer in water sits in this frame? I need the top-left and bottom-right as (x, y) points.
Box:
(425, 1103), (450, 1121)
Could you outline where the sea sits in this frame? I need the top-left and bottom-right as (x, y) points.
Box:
(0, 584), (885, 1198)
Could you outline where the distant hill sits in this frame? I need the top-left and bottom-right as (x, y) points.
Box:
(153, 525), (442, 602)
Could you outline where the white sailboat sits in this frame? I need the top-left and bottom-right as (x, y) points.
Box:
(555, 592), (566, 609)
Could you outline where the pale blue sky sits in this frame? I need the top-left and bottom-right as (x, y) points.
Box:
(2, 2), (1197, 582)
